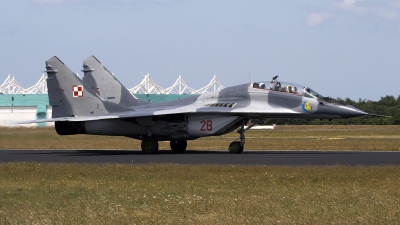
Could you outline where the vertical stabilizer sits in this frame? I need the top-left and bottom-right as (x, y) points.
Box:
(46, 56), (130, 118)
(82, 56), (149, 107)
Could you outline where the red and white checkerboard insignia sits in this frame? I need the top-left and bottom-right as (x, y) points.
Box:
(72, 85), (84, 98)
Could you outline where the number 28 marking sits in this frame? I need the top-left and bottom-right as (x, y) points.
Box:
(200, 120), (213, 131)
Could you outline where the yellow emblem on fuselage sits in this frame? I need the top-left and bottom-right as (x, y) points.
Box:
(301, 101), (312, 112)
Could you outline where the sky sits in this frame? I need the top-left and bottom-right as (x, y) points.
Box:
(1, 0), (399, 101)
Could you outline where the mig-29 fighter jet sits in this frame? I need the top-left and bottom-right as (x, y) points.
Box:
(25, 56), (369, 154)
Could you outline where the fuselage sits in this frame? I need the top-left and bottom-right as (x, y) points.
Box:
(56, 80), (367, 141)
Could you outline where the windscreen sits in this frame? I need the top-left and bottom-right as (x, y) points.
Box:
(304, 88), (324, 99)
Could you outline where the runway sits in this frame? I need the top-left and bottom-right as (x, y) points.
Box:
(0, 150), (399, 166)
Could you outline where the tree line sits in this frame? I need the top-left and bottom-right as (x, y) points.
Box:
(258, 95), (400, 125)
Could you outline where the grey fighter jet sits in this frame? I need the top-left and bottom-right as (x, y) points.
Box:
(29, 56), (369, 154)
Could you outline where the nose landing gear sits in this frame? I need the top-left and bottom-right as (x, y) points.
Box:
(229, 141), (243, 154)
(229, 120), (252, 154)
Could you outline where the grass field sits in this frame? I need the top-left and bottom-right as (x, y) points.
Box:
(1, 125), (399, 151)
(1, 163), (400, 224)
(0, 126), (399, 224)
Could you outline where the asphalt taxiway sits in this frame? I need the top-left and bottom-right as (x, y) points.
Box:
(0, 150), (399, 166)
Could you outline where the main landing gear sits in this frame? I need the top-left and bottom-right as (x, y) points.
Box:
(141, 138), (187, 154)
(170, 140), (187, 153)
(141, 137), (158, 154)
(229, 120), (252, 154)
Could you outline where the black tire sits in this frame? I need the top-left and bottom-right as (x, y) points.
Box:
(141, 137), (159, 154)
(229, 141), (243, 154)
(170, 140), (187, 153)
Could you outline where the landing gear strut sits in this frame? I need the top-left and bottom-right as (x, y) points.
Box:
(170, 140), (187, 153)
(229, 120), (252, 154)
(141, 137), (159, 154)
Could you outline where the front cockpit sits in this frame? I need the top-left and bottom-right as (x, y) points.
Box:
(252, 76), (326, 100)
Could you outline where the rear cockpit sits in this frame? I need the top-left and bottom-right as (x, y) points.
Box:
(251, 76), (325, 99)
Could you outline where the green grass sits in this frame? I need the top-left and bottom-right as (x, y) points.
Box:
(0, 163), (399, 224)
(0, 125), (399, 151)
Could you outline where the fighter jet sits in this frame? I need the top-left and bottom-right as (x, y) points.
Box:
(28, 56), (369, 154)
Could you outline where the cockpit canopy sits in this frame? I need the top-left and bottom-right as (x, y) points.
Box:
(252, 81), (325, 99)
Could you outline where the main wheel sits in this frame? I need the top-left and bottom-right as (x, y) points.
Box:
(141, 137), (159, 154)
(229, 141), (243, 154)
(170, 140), (187, 153)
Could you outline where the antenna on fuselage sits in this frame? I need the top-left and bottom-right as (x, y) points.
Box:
(271, 75), (278, 83)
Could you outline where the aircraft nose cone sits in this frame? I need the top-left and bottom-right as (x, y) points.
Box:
(339, 105), (368, 118)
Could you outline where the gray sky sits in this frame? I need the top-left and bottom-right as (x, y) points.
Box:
(1, 0), (399, 101)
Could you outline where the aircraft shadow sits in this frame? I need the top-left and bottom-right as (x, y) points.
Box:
(6, 150), (397, 166)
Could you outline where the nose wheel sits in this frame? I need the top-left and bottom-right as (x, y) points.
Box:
(229, 141), (243, 154)
(229, 120), (251, 154)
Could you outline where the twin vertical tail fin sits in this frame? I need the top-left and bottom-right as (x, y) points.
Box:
(46, 56), (129, 118)
(82, 56), (149, 107)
